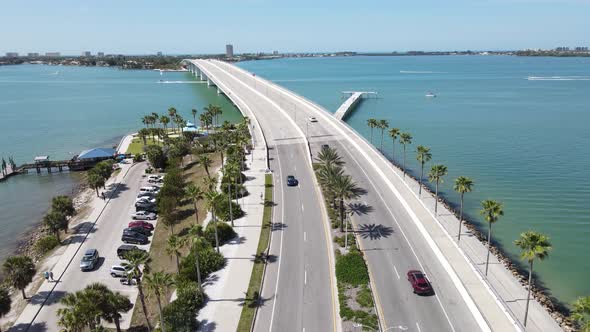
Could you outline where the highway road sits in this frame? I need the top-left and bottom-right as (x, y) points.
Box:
(194, 59), (498, 332)
(193, 60), (338, 332)
(12, 161), (156, 332)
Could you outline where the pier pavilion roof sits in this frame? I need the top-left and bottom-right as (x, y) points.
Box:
(78, 148), (116, 160)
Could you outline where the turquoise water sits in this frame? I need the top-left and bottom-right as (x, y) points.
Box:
(0, 64), (241, 262)
(238, 56), (590, 307)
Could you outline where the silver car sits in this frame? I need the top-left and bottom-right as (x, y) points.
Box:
(80, 249), (99, 271)
(131, 211), (157, 220)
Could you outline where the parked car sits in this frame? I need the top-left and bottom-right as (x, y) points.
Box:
(407, 270), (434, 295)
(110, 264), (132, 278)
(79, 249), (99, 271)
(148, 178), (164, 184)
(309, 116), (318, 123)
(139, 186), (159, 194)
(135, 196), (156, 204)
(117, 245), (145, 259)
(137, 191), (157, 199)
(147, 175), (164, 181)
(121, 232), (149, 245)
(131, 211), (157, 220)
(287, 175), (299, 186)
(124, 227), (152, 237)
(129, 220), (154, 230)
(135, 200), (157, 211)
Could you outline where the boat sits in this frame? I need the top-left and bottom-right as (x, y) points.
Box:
(425, 92), (436, 98)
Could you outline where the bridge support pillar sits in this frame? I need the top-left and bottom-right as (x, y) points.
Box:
(207, 79), (212, 87)
(36, 166), (40, 174)
(217, 87), (221, 95)
(47, 166), (52, 173)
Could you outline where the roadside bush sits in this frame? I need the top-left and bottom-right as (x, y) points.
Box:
(133, 154), (143, 163)
(333, 235), (357, 250)
(34, 235), (60, 255)
(179, 242), (225, 283)
(176, 281), (205, 310)
(356, 284), (374, 308)
(162, 299), (198, 332)
(204, 222), (237, 246)
(336, 251), (369, 286)
(215, 196), (244, 222)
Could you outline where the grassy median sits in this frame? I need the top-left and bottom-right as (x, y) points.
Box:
(236, 173), (273, 331)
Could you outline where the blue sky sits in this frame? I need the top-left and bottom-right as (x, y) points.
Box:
(1, 0), (588, 54)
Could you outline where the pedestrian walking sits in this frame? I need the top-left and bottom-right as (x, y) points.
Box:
(49, 271), (54, 282)
(43, 271), (49, 281)
(101, 192), (106, 200)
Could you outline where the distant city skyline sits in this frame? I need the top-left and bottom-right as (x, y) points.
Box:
(1, 0), (588, 54)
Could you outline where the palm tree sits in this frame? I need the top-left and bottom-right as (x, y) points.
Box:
(166, 234), (186, 273)
(366, 118), (378, 144)
(428, 164), (448, 215)
(388, 128), (400, 162)
(144, 272), (175, 332)
(185, 183), (204, 223)
(332, 174), (361, 232)
(43, 210), (68, 242)
(58, 290), (100, 331)
(122, 250), (152, 331)
(86, 283), (132, 332)
(572, 296), (590, 332)
(416, 145), (432, 196)
(168, 107), (177, 134)
(87, 172), (105, 197)
(159, 115), (170, 136)
(0, 286), (12, 329)
(204, 175), (218, 192)
(377, 119), (389, 151)
(3, 256), (35, 299)
(199, 155), (212, 178)
(479, 200), (504, 276)
(224, 162), (241, 227)
(186, 225), (204, 290)
(191, 108), (198, 126)
(399, 133), (412, 178)
(315, 146), (344, 168)
(514, 231), (552, 327)
(205, 190), (223, 253)
(454, 177), (474, 241)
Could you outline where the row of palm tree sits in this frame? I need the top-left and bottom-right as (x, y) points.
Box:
(42, 195), (76, 242)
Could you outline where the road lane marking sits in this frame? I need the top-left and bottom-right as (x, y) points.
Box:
(393, 265), (401, 280)
(269, 145), (287, 332)
(301, 204), (305, 212)
(304, 270), (307, 285)
(416, 322), (422, 332)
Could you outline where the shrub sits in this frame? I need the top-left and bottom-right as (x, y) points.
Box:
(133, 154), (143, 163)
(162, 299), (198, 332)
(215, 196), (244, 222)
(356, 284), (374, 308)
(179, 242), (225, 283)
(333, 235), (357, 250)
(176, 281), (205, 311)
(34, 235), (60, 255)
(336, 251), (369, 286)
(204, 222), (237, 246)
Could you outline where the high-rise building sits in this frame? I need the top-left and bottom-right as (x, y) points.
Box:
(83, 51), (91, 57)
(575, 47), (588, 52)
(226, 44), (234, 58)
(5, 52), (19, 57)
(45, 52), (61, 57)
(273, 50), (279, 55)
(97, 52), (105, 57)
(27, 53), (39, 57)
(555, 47), (570, 52)
(157, 51), (163, 56)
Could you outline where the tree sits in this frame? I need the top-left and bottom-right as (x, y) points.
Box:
(315, 146), (344, 168)
(87, 171), (105, 197)
(572, 296), (590, 332)
(168, 107), (178, 134)
(3, 256), (36, 299)
(514, 231), (552, 327)
(388, 127), (400, 162)
(366, 118), (378, 144)
(454, 176), (474, 241)
(166, 234), (186, 273)
(185, 183), (204, 223)
(205, 190), (224, 253)
(159, 196), (179, 235)
(479, 200), (504, 276)
(145, 145), (167, 169)
(52, 195), (76, 218)
(399, 133), (412, 178)
(144, 272), (175, 332)
(377, 119), (389, 151)
(43, 210), (68, 242)
(428, 164), (448, 215)
(0, 286), (11, 328)
(77, 283), (132, 332)
(160, 115), (170, 136)
(416, 145), (432, 196)
(122, 250), (152, 331)
(95, 286), (132, 332)
(185, 225), (204, 290)
(333, 174), (361, 232)
(191, 108), (198, 126)
(58, 290), (99, 331)
(138, 128), (149, 146)
(199, 155), (212, 178)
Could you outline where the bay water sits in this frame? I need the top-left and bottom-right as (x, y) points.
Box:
(238, 56), (590, 307)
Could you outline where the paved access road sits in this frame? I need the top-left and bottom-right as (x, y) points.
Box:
(195, 59), (498, 332)
(192, 60), (338, 332)
(12, 161), (156, 331)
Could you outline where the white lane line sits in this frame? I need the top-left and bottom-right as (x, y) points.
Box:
(393, 265), (401, 280)
(416, 322), (422, 332)
(304, 270), (308, 285)
(269, 145), (286, 332)
(304, 232), (307, 242)
(301, 204), (305, 212)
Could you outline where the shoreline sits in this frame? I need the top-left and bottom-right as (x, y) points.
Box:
(386, 158), (575, 330)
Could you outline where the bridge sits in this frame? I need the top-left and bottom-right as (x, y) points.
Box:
(184, 59), (561, 332)
(334, 91), (377, 120)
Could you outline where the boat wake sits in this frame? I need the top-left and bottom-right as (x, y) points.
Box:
(526, 76), (590, 81)
(400, 70), (446, 74)
(157, 81), (207, 84)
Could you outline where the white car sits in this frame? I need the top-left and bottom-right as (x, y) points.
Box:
(309, 116), (318, 122)
(131, 211), (157, 220)
(135, 196), (156, 203)
(110, 265), (132, 278)
(147, 175), (164, 181)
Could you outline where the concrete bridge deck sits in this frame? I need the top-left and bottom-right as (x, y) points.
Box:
(334, 91), (376, 120)
(185, 59), (562, 332)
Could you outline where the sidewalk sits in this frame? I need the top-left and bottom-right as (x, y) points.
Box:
(194, 144), (268, 332)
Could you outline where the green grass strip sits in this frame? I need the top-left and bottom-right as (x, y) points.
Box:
(237, 173), (273, 331)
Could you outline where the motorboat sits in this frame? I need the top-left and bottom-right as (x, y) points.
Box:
(425, 92), (436, 98)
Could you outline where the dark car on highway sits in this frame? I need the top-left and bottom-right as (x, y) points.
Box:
(121, 232), (148, 245)
(407, 270), (434, 295)
(287, 175), (298, 186)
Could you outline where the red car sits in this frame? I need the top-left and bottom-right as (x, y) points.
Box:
(128, 220), (154, 231)
(407, 270), (434, 295)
